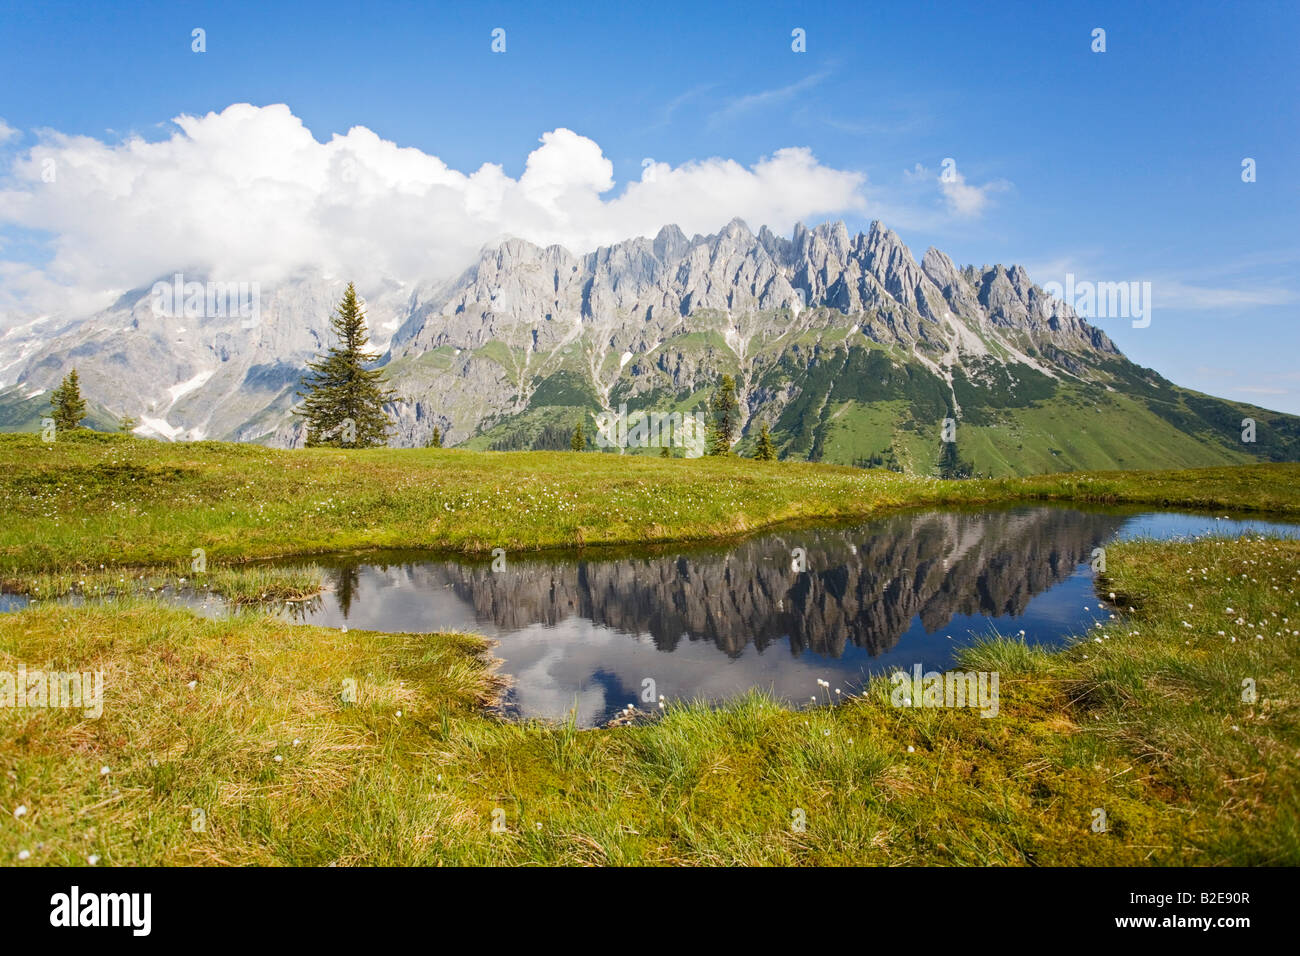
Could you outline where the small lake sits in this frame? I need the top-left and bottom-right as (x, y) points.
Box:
(8, 506), (1298, 727)
(226, 506), (1300, 725)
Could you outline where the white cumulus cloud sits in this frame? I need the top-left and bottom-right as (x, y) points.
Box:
(0, 103), (869, 320)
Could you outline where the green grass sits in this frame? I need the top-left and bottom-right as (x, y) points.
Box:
(3, 533), (1295, 865)
(2, 431), (1297, 865)
(2, 564), (325, 606)
(3, 430), (1299, 575)
(961, 388), (1256, 477)
(804, 382), (1263, 477)
(794, 399), (905, 464)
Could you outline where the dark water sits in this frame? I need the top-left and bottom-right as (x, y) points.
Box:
(251, 506), (1300, 726)
(7, 506), (1297, 726)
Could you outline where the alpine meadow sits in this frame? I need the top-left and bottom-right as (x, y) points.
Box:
(0, 0), (1297, 930)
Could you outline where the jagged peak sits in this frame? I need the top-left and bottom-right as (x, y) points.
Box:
(651, 223), (689, 264)
(654, 223), (687, 244)
(722, 216), (754, 240)
(921, 247), (961, 284)
(805, 220), (851, 260)
(480, 234), (543, 259)
(812, 219), (845, 233)
(922, 246), (953, 267)
(865, 219), (903, 244)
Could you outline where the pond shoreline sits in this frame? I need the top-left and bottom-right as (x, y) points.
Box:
(4, 433), (1298, 575)
(4, 532), (1296, 864)
(12, 504), (1291, 729)
(8, 471), (1300, 580)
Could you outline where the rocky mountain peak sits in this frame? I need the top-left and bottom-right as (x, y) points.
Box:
(813, 220), (853, 258)
(2, 217), (1134, 451)
(652, 224), (689, 264)
(921, 247), (960, 289)
(722, 217), (754, 242)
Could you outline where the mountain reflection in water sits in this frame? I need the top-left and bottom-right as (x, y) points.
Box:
(255, 505), (1300, 726)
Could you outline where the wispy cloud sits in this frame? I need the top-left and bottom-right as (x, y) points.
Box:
(709, 71), (831, 126)
(641, 84), (716, 132)
(1185, 367), (1296, 409)
(797, 110), (928, 138)
(1150, 279), (1297, 311)
(1021, 251), (1298, 313)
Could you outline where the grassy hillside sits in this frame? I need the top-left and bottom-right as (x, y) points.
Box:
(7, 333), (1297, 478)
(386, 342), (1300, 476)
(2, 430), (1299, 575)
(760, 348), (1298, 474)
(0, 384), (122, 433)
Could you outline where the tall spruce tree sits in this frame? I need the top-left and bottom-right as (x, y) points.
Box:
(296, 283), (395, 447)
(754, 421), (776, 461)
(50, 369), (88, 432)
(429, 426), (443, 448)
(570, 420), (586, 451)
(708, 375), (738, 456)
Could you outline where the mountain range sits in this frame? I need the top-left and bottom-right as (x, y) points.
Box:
(2, 218), (1296, 476)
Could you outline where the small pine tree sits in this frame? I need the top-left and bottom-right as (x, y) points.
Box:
(50, 369), (88, 431)
(708, 375), (738, 456)
(118, 413), (138, 433)
(570, 420), (586, 451)
(429, 426), (443, 448)
(296, 283), (395, 447)
(754, 421), (776, 461)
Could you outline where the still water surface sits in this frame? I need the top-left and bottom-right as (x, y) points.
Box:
(246, 505), (1300, 726)
(6, 505), (1294, 726)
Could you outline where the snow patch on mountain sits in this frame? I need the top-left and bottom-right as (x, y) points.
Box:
(167, 369), (215, 406)
(135, 416), (184, 440)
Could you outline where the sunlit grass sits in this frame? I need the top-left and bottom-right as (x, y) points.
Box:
(2, 431), (1296, 865)
(2, 431), (1298, 575)
(1, 563), (324, 606)
(2, 534), (1295, 866)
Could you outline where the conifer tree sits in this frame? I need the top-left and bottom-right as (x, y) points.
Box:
(118, 413), (138, 433)
(570, 420), (586, 451)
(296, 283), (394, 447)
(754, 421), (776, 461)
(50, 369), (87, 432)
(429, 426), (443, 448)
(708, 375), (738, 456)
(937, 435), (974, 479)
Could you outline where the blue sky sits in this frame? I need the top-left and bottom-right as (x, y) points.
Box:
(1, 0), (1297, 410)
